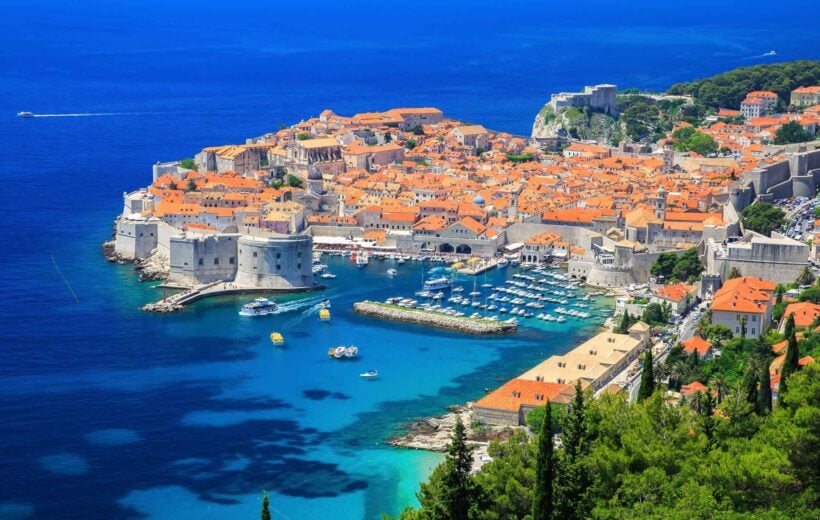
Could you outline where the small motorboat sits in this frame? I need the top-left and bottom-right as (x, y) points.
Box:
(269, 332), (284, 346)
(359, 370), (379, 379)
(319, 308), (331, 321)
(17, 111), (34, 118)
(320, 272), (337, 279)
(387, 268), (398, 276)
(319, 299), (331, 309)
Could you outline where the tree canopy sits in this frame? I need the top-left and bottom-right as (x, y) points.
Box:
(740, 202), (786, 236)
(650, 248), (704, 282)
(667, 60), (820, 109)
(671, 127), (718, 156)
(775, 121), (815, 145)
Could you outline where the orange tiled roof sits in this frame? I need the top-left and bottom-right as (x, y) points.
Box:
(474, 379), (570, 412)
(782, 302), (820, 328)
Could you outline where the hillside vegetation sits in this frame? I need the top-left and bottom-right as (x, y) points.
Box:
(667, 60), (820, 109)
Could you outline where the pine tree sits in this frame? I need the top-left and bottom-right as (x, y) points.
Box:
(699, 390), (716, 447)
(742, 363), (758, 406)
(261, 490), (271, 520)
(532, 401), (554, 520)
(757, 362), (772, 415)
(637, 348), (655, 402)
(416, 417), (476, 520)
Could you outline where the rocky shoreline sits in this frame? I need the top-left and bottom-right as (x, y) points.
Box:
(353, 301), (516, 335)
(388, 404), (513, 452)
(102, 240), (169, 282)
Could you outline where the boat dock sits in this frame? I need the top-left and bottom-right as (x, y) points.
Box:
(353, 301), (516, 335)
(143, 281), (323, 312)
(458, 259), (499, 276)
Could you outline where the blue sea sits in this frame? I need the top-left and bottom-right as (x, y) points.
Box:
(0, 1), (818, 518)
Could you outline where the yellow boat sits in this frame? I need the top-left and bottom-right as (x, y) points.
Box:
(319, 308), (331, 321)
(451, 261), (465, 270)
(270, 332), (284, 346)
(467, 257), (481, 264)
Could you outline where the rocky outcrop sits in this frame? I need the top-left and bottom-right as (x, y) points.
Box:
(142, 301), (183, 313)
(389, 404), (512, 452)
(532, 104), (622, 145)
(353, 301), (516, 334)
(135, 250), (169, 282)
(102, 240), (127, 263)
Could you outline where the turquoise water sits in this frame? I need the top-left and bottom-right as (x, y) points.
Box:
(2, 1), (817, 517)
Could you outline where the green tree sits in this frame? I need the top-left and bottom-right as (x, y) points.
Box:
(261, 490), (271, 520)
(642, 303), (666, 326)
(287, 175), (303, 188)
(796, 266), (815, 286)
(686, 132), (719, 156)
(798, 286), (820, 304)
(616, 311), (635, 334)
(757, 362), (772, 415)
(637, 348), (655, 402)
(555, 383), (590, 520)
(179, 158), (198, 171)
(406, 139), (418, 150)
(416, 417), (478, 520)
(740, 202), (786, 236)
(186, 179), (197, 192)
(779, 315), (801, 397)
(411, 124), (426, 136)
(727, 266), (742, 279)
(532, 401), (555, 520)
(472, 430), (535, 520)
(774, 121), (815, 145)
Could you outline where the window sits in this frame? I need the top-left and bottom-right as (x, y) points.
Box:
(214, 258), (219, 265)
(752, 315), (757, 322)
(198, 258), (203, 266)
(752, 328), (756, 335)
(276, 253), (281, 259)
(297, 263), (301, 270)
(253, 252), (257, 258)
(276, 264), (281, 270)
(229, 257), (235, 265)
(736, 327), (740, 333)
(297, 252), (302, 258)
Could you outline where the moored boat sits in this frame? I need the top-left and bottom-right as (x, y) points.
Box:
(269, 332), (284, 346)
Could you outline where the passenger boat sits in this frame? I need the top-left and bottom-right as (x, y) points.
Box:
(359, 369), (379, 379)
(319, 308), (331, 321)
(497, 258), (509, 268)
(356, 251), (369, 268)
(423, 276), (452, 291)
(239, 298), (278, 316)
(269, 332), (284, 346)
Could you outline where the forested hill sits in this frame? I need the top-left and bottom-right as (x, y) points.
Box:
(667, 60), (820, 110)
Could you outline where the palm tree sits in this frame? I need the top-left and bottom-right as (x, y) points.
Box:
(668, 360), (690, 391)
(708, 374), (729, 404)
(686, 390), (705, 413)
(796, 266), (815, 286)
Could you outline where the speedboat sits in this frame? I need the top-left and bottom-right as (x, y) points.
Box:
(239, 298), (278, 316)
(387, 268), (398, 276)
(319, 299), (331, 309)
(497, 258), (509, 268)
(320, 272), (337, 279)
(17, 111), (34, 118)
(360, 370), (379, 379)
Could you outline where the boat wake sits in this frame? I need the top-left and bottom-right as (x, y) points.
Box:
(30, 112), (158, 118)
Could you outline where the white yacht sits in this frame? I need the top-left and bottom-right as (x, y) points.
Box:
(238, 298), (278, 316)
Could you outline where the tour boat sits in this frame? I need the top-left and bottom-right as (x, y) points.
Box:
(319, 308), (331, 321)
(423, 276), (452, 291)
(497, 258), (509, 268)
(239, 298), (278, 316)
(356, 251), (369, 268)
(360, 369), (379, 379)
(269, 332), (284, 346)
(17, 111), (34, 118)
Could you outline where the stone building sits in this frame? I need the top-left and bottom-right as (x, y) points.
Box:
(167, 232), (239, 285)
(548, 84), (618, 116)
(704, 233), (809, 285)
(235, 235), (315, 290)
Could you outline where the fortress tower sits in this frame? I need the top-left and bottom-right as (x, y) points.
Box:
(649, 186), (667, 220)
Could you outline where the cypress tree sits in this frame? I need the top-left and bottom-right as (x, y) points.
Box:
(637, 348), (655, 402)
(780, 318), (801, 397)
(699, 390), (716, 447)
(261, 490), (271, 520)
(618, 312), (630, 333)
(556, 382), (590, 520)
(783, 313), (795, 342)
(757, 362), (772, 414)
(532, 401), (554, 520)
(742, 363), (758, 406)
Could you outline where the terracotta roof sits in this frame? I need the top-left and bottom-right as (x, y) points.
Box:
(681, 337), (712, 357)
(782, 302), (820, 328)
(680, 381), (708, 395)
(474, 379), (570, 412)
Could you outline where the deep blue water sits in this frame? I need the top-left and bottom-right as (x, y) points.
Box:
(0, 1), (818, 518)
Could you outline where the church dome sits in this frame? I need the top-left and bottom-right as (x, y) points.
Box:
(473, 195), (485, 206)
(308, 169), (323, 181)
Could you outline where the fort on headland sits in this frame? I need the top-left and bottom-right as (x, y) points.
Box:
(109, 83), (820, 311)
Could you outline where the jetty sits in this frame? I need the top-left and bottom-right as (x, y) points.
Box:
(353, 301), (516, 334)
(458, 258), (499, 276)
(143, 281), (323, 313)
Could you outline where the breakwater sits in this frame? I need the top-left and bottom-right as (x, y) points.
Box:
(353, 301), (516, 334)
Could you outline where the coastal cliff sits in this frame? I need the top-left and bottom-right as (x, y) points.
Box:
(531, 104), (621, 145)
(102, 240), (169, 282)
